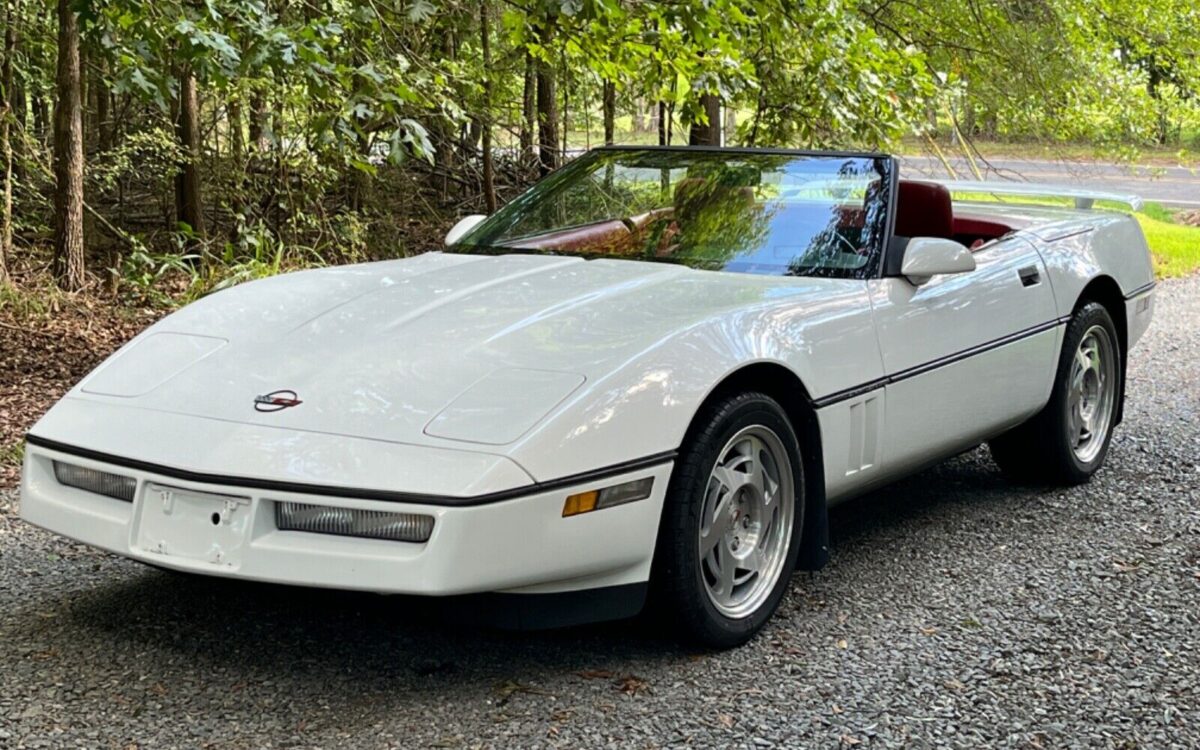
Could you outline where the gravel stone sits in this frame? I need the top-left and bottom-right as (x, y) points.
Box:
(2, 275), (1198, 749)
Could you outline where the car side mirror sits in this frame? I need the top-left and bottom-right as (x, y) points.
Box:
(445, 214), (487, 247)
(900, 237), (976, 286)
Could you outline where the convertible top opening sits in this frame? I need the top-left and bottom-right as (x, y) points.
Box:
(452, 147), (897, 280)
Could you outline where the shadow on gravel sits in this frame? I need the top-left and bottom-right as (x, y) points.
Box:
(53, 570), (686, 683)
(16, 448), (1036, 692)
(826, 447), (1027, 548)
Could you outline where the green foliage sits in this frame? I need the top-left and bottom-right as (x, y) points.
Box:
(119, 244), (199, 304)
(2, 0), (1198, 302)
(88, 127), (181, 194)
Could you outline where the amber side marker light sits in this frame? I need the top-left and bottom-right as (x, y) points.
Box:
(562, 477), (654, 517)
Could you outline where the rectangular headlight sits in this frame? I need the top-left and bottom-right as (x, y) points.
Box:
(53, 461), (136, 502)
(275, 501), (434, 543)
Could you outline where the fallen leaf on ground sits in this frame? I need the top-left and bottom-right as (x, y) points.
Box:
(493, 680), (551, 705)
(615, 675), (650, 696)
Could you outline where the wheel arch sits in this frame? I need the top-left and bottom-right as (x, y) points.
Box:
(1075, 275), (1127, 357)
(684, 361), (830, 572)
(1074, 275), (1128, 424)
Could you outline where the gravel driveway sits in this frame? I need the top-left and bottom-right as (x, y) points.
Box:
(2, 276), (1197, 750)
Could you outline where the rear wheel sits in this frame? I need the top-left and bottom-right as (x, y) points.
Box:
(990, 302), (1122, 484)
(652, 392), (803, 648)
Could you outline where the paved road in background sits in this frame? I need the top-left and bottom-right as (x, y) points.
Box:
(900, 155), (1200, 207)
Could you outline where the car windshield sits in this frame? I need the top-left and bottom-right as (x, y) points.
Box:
(452, 148), (894, 279)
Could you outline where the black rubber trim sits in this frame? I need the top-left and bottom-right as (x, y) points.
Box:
(24, 433), (677, 507)
(810, 378), (890, 408)
(443, 582), (649, 630)
(812, 318), (1066, 408)
(1123, 281), (1156, 300)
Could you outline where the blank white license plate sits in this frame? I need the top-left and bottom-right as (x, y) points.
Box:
(135, 483), (251, 568)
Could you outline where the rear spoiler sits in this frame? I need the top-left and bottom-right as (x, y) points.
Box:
(926, 179), (1144, 212)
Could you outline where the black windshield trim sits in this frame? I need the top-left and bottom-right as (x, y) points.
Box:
(595, 144), (891, 160)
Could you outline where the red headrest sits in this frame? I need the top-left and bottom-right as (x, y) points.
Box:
(895, 180), (953, 239)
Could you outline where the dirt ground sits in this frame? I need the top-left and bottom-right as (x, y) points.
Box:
(0, 296), (162, 487)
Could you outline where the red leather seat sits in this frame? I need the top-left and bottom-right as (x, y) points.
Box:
(895, 180), (954, 239)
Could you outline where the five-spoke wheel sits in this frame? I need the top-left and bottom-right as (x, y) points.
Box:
(699, 426), (795, 620)
(653, 391), (804, 648)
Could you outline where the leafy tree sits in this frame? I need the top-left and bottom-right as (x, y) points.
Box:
(0, 0), (1191, 293)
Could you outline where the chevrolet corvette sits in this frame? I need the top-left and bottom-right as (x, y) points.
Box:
(20, 146), (1155, 646)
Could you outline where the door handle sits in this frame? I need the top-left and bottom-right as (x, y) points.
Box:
(1018, 266), (1040, 287)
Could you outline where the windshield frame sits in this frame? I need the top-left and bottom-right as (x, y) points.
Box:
(452, 145), (900, 280)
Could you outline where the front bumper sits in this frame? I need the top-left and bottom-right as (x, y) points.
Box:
(19, 441), (672, 597)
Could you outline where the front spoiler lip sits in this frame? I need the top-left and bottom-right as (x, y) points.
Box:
(25, 433), (678, 507)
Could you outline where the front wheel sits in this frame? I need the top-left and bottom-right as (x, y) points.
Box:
(652, 391), (803, 648)
(990, 302), (1122, 484)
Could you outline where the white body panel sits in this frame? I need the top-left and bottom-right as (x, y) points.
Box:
(22, 443), (671, 595)
(32, 252), (884, 486)
(19, 181), (1156, 600)
(869, 236), (1059, 479)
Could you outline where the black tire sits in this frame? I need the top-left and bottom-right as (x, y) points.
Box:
(651, 391), (804, 648)
(989, 302), (1122, 485)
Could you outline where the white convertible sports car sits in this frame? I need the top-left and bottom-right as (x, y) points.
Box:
(20, 147), (1155, 646)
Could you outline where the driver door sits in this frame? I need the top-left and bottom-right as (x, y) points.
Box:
(866, 235), (1060, 477)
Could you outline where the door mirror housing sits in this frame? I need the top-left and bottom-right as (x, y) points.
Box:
(445, 214), (487, 247)
(900, 237), (976, 286)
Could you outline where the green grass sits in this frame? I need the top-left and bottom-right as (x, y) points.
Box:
(1135, 213), (1200, 279)
(950, 192), (1200, 279)
(0, 442), (23, 470)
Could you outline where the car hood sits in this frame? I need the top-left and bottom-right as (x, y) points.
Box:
(62, 252), (825, 452)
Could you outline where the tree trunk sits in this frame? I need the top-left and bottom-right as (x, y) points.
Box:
(226, 94), (245, 231)
(688, 92), (721, 145)
(657, 100), (666, 146)
(479, 0), (496, 212)
(535, 23), (558, 175)
(602, 79), (615, 145)
(174, 70), (206, 248)
(10, 77), (23, 183)
(747, 88), (765, 146)
(520, 50), (535, 168)
(94, 57), (111, 151)
(431, 26), (457, 196)
(248, 89), (268, 152)
(461, 117), (481, 157)
(228, 96), (243, 162)
(0, 0), (16, 284)
(560, 60), (568, 157)
(78, 38), (87, 148)
(52, 0), (85, 290)
(33, 94), (48, 143)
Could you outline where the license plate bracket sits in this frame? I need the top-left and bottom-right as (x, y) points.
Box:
(135, 483), (251, 568)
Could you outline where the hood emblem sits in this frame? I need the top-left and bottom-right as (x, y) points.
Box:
(255, 390), (303, 412)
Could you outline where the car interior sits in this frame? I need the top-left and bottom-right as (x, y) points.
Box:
(501, 175), (1027, 274)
